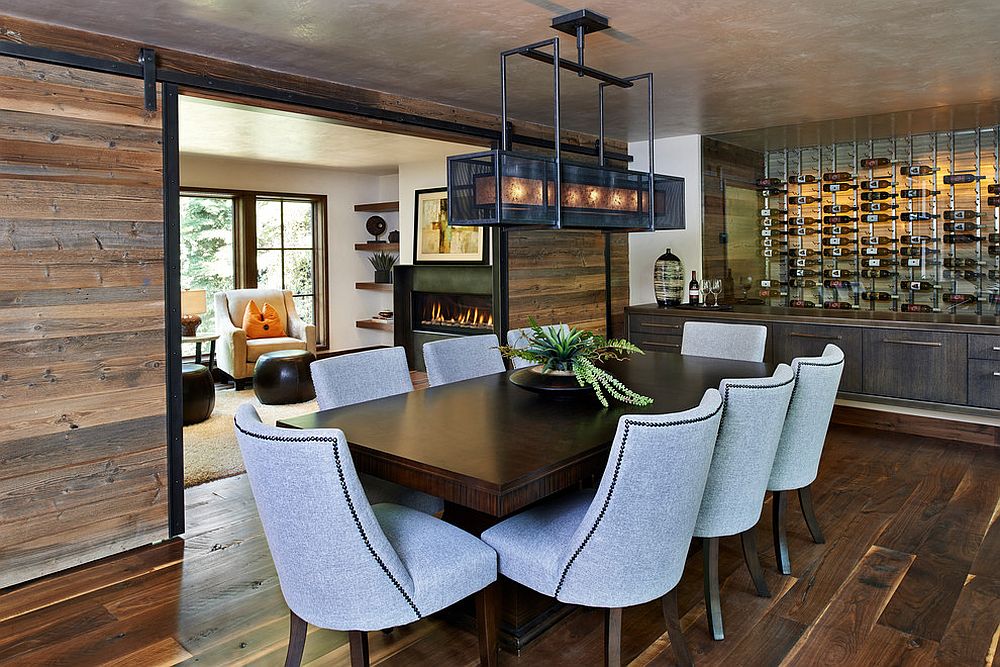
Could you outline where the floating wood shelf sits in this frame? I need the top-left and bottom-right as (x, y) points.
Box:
(354, 201), (399, 213)
(354, 242), (399, 252)
(355, 282), (393, 292)
(356, 319), (394, 332)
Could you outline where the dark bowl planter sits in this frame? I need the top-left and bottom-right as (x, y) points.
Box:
(374, 270), (393, 284)
(508, 365), (592, 399)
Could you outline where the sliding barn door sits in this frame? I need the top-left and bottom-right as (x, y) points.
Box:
(0, 55), (168, 587)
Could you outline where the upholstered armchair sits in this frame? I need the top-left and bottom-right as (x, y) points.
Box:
(215, 288), (316, 386)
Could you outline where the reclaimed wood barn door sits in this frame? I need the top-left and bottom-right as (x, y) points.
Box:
(0, 55), (168, 588)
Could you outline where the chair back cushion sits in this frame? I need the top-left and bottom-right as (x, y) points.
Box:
(222, 289), (289, 328)
(312, 347), (413, 410)
(422, 334), (506, 386)
(506, 324), (571, 369)
(233, 404), (421, 630)
(694, 364), (795, 537)
(681, 321), (768, 363)
(555, 390), (723, 607)
(769, 344), (845, 491)
(242, 300), (287, 339)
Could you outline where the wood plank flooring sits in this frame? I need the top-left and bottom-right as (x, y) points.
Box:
(0, 425), (997, 666)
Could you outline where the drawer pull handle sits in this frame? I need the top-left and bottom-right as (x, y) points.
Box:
(994, 372), (1000, 377)
(790, 332), (843, 340)
(644, 342), (680, 349)
(883, 339), (943, 348)
(644, 323), (681, 330)
(993, 346), (1000, 351)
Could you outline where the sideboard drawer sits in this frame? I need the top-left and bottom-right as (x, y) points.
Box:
(773, 324), (863, 393)
(969, 334), (1000, 361)
(969, 360), (1000, 409)
(630, 333), (682, 354)
(629, 312), (686, 337)
(862, 330), (967, 404)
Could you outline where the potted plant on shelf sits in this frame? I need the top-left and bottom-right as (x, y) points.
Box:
(369, 251), (398, 284)
(499, 319), (653, 407)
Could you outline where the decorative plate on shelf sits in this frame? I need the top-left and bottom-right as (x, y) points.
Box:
(366, 215), (387, 241)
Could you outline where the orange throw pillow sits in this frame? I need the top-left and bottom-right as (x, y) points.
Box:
(242, 300), (286, 339)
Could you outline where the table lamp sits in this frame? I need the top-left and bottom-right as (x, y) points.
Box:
(180, 289), (207, 337)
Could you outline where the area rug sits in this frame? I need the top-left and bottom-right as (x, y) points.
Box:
(183, 387), (318, 487)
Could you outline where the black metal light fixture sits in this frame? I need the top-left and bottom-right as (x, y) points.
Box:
(447, 9), (685, 232)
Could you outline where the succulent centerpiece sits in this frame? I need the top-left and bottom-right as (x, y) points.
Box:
(499, 319), (653, 407)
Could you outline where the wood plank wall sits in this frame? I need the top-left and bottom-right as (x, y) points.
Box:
(0, 55), (167, 588)
(507, 231), (629, 337)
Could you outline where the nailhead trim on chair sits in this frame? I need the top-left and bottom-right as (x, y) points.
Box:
(790, 356), (844, 401)
(553, 402), (724, 599)
(234, 418), (423, 620)
(719, 375), (795, 429)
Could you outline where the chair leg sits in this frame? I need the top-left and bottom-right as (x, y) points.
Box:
(284, 611), (307, 667)
(703, 536), (724, 640)
(740, 525), (771, 597)
(661, 588), (693, 667)
(474, 582), (499, 667)
(349, 631), (370, 667)
(798, 484), (826, 544)
(604, 607), (623, 667)
(773, 490), (792, 576)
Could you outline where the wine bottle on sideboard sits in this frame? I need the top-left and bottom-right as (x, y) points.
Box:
(861, 157), (891, 169)
(943, 174), (984, 185)
(688, 271), (700, 305)
(822, 171), (854, 182)
(899, 188), (940, 198)
(900, 165), (938, 176)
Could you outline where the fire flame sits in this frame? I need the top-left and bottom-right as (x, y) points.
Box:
(423, 300), (493, 329)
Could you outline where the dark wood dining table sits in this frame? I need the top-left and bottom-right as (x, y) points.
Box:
(278, 351), (774, 651)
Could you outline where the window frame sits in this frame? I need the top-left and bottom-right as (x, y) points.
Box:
(179, 187), (329, 349)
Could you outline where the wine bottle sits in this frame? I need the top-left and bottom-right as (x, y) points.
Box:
(822, 247), (857, 257)
(861, 202), (897, 212)
(861, 269), (897, 278)
(789, 269), (818, 277)
(899, 188), (939, 198)
(900, 165), (938, 176)
(791, 258), (821, 267)
(943, 174), (984, 185)
(823, 269), (855, 278)
(943, 292), (978, 304)
(822, 225), (853, 235)
(759, 279), (787, 288)
(792, 227), (821, 236)
(989, 233), (1000, 243)
(902, 257), (938, 267)
(823, 301), (854, 309)
(861, 235), (895, 245)
(788, 195), (821, 205)
(760, 208), (787, 216)
(787, 174), (817, 184)
(989, 196), (1000, 207)
(861, 213), (897, 223)
(823, 215), (857, 224)
(823, 183), (857, 192)
(789, 216), (820, 225)
(861, 191), (893, 201)
(824, 204), (858, 213)
(788, 279), (817, 288)
(786, 248), (818, 257)
(756, 177), (784, 187)
(823, 279), (853, 289)
(900, 211), (937, 222)
(823, 171), (854, 182)
(990, 269), (1000, 280)
(862, 258), (896, 267)
(862, 292), (893, 302)
(760, 188), (787, 197)
(862, 246), (894, 256)
(760, 217), (779, 227)
(902, 280), (936, 292)
(724, 269), (735, 298)
(899, 246), (940, 256)
(759, 237), (788, 247)
(860, 179), (893, 190)
(988, 184), (1000, 195)
(789, 299), (816, 308)
(688, 271), (700, 305)
(823, 236), (853, 246)
(943, 234), (984, 244)
(943, 209), (978, 220)
(760, 248), (779, 258)
(760, 228), (787, 238)
(942, 221), (980, 231)
(944, 270), (983, 281)
(860, 157), (891, 169)
(899, 235), (938, 244)
(989, 245), (1000, 256)
(901, 303), (934, 313)
(944, 257), (978, 268)
(758, 288), (782, 298)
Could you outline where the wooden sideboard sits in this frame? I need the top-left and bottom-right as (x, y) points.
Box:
(626, 304), (1000, 411)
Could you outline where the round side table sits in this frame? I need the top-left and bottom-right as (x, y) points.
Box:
(253, 350), (316, 405)
(182, 363), (216, 425)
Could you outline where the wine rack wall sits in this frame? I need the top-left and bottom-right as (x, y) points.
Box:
(759, 128), (1000, 315)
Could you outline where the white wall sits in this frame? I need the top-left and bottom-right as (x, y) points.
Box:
(627, 135), (703, 305)
(180, 155), (398, 351)
(396, 158), (450, 265)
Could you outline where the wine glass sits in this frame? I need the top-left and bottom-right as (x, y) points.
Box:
(709, 279), (722, 306)
(740, 276), (753, 303)
(699, 280), (710, 306)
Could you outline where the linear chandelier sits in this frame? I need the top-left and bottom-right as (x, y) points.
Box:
(447, 9), (685, 232)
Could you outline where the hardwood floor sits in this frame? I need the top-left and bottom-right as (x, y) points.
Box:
(0, 425), (997, 666)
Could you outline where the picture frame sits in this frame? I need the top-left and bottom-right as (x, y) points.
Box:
(413, 187), (489, 265)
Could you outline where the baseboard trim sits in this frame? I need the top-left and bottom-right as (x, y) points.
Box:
(832, 401), (1000, 447)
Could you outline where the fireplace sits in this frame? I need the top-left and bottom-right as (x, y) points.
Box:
(394, 264), (500, 371)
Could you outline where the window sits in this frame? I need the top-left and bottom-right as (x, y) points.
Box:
(179, 189), (328, 347)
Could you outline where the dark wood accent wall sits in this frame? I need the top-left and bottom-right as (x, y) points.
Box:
(507, 231), (629, 336)
(701, 137), (764, 295)
(0, 55), (167, 588)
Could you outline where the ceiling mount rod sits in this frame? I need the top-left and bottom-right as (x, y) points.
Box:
(551, 9), (611, 77)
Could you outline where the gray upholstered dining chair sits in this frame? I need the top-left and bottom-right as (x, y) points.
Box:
(311, 347), (444, 516)
(481, 389), (725, 667)
(768, 344), (845, 575)
(506, 323), (570, 369)
(680, 321), (768, 363)
(694, 364), (795, 640)
(422, 334), (506, 387)
(233, 404), (499, 667)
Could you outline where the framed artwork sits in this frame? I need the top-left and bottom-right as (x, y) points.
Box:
(413, 187), (488, 265)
